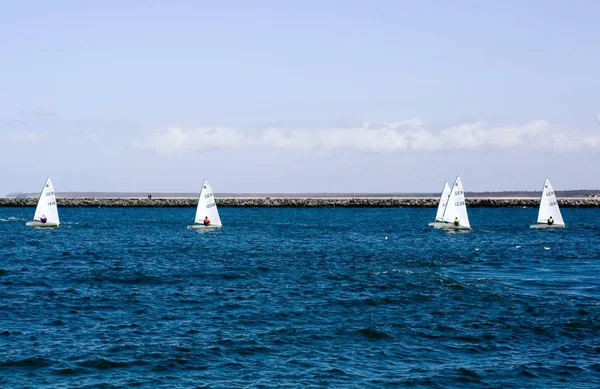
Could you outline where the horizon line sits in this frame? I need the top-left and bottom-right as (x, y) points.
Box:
(6, 189), (600, 199)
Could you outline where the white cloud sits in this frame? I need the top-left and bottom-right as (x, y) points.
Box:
(130, 127), (248, 155)
(7, 132), (48, 143)
(131, 119), (600, 155)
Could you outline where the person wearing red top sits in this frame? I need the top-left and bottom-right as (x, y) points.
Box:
(203, 216), (211, 226)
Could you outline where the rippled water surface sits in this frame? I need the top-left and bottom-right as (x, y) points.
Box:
(1, 207), (600, 388)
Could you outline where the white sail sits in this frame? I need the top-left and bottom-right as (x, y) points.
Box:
(442, 176), (470, 228)
(194, 179), (222, 226)
(536, 178), (564, 225)
(33, 178), (60, 225)
(435, 182), (451, 221)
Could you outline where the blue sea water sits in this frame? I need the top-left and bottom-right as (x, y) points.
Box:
(1, 207), (599, 388)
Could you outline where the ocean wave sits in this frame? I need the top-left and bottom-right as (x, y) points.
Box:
(357, 327), (393, 340)
(0, 356), (53, 368)
(52, 367), (80, 375)
(76, 357), (148, 370)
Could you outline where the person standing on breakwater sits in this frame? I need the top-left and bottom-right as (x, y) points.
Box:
(203, 216), (211, 226)
(547, 216), (554, 225)
(454, 217), (460, 226)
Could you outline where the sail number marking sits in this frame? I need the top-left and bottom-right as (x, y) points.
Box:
(546, 191), (554, 196)
(206, 202), (216, 208)
(45, 191), (55, 196)
(204, 193), (213, 199)
(47, 201), (56, 206)
(455, 201), (465, 206)
(454, 190), (463, 195)
(548, 201), (557, 207)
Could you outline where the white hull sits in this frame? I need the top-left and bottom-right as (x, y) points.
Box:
(433, 223), (472, 231)
(26, 221), (59, 227)
(530, 224), (565, 229)
(188, 224), (222, 230)
(428, 222), (446, 227)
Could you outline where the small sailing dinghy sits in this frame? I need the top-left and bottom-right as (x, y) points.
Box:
(26, 178), (60, 227)
(530, 178), (565, 229)
(434, 176), (471, 230)
(188, 179), (222, 230)
(428, 181), (451, 227)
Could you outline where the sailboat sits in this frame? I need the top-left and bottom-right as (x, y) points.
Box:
(188, 179), (223, 230)
(433, 176), (471, 230)
(428, 181), (451, 227)
(26, 178), (60, 227)
(530, 178), (565, 229)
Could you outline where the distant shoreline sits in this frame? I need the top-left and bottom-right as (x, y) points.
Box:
(5, 189), (600, 199)
(1, 197), (599, 208)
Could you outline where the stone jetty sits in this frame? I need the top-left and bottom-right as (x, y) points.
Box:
(0, 197), (598, 208)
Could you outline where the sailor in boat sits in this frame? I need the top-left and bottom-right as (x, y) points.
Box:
(203, 216), (211, 226)
(547, 216), (554, 225)
(40, 214), (47, 224)
(453, 217), (460, 226)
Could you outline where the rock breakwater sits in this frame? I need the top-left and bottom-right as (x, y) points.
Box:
(1, 197), (599, 208)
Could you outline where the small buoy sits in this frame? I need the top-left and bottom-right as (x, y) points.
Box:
(516, 245), (522, 249)
(385, 236), (388, 240)
(474, 248), (479, 251)
(544, 247), (550, 250)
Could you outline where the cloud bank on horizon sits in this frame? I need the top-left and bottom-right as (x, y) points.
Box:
(132, 118), (600, 155)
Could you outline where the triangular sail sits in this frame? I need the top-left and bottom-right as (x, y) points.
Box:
(435, 182), (451, 221)
(33, 178), (60, 225)
(194, 179), (222, 226)
(536, 178), (564, 225)
(442, 176), (470, 228)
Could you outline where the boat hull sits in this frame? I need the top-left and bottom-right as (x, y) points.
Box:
(26, 221), (59, 227)
(530, 224), (565, 229)
(433, 223), (472, 231)
(188, 224), (222, 230)
(428, 222), (447, 228)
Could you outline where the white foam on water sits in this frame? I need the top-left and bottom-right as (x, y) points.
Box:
(1, 217), (25, 222)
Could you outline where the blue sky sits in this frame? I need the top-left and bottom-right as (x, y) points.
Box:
(1, 0), (599, 194)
